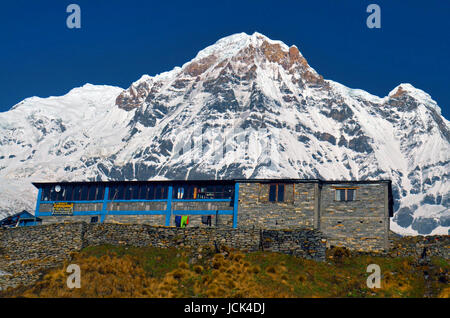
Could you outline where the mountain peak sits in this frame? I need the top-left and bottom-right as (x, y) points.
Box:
(389, 83), (441, 114)
(192, 32), (290, 61)
(389, 83), (430, 100)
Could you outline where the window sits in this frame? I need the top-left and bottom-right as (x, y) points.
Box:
(147, 185), (155, 200)
(64, 185), (73, 201)
(50, 187), (58, 201)
(88, 185), (97, 201)
(269, 185), (277, 201)
(90, 216), (99, 223)
(172, 184), (234, 200)
(95, 186), (105, 200)
(80, 185), (89, 200)
(108, 184), (124, 200)
(41, 186), (51, 201)
(269, 184), (285, 202)
(154, 185), (166, 199)
(214, 185), (223, 199)
(277, 184), (285, 201)
(124, 185), (133, 200)
(137, 185), (148, 200)
(224, 185), (233, 199)
(72, 185), (82, 201)
(335, 188), (356, 201)
(121, 184), (139, 200)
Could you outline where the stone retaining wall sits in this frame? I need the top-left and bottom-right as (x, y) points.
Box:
(0, 223), (327, 290)
(388, 233), (450, 259)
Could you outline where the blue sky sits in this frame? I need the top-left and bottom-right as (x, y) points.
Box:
(0, 0), (449, 118)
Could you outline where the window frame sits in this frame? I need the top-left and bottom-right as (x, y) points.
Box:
(334, 188), (357, 202)
(268, 183), (286, 202)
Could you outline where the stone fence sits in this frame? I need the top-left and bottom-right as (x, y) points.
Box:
(388, 232), (449, 259)
(0, 223), (327, 289)
(0, 222), (327, 261)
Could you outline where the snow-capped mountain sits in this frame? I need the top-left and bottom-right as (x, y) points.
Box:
(0, 32), (448, 235)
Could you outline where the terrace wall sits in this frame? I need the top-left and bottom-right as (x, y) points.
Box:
(0, 222), (327, 289)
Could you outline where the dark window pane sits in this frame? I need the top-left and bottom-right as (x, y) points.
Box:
(147, 185), (154, 200)
(132, 185), (139, 200)
(80, 186), (89, 201)
(269, 185), (277, 202)
(41, 186), (51, 201)
(155, 186), (162, 200)
(183, 185), (193, 199)
(90, 216), (98, 223)
(88, 186), (97, 201)
(110, 185), (120, 200)
(96, 186), (104, 200)
(72, 185), (82, 201)
(124, 185), (131, 200)
(224, 186), (233, 199)
(215, 185), (223, 199)
(337, 189), (345, 201)
(277, 185), (285, 202)
(50, 188), (58, 201)
(64, 185), (73, 201)
(117, 184), (124, 200)
(137, 185), (146, 200)
(142, 185), (148, 199)
(347, 189), (355, 201)
(205, 185), (214, 199)
(59, 187), (66, 201)
(108, 186), (116, 200)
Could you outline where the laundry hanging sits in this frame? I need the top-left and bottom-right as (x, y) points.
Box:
(181, 215), (189, 228)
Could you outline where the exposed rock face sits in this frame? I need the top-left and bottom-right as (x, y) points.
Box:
(0, 32), (448, 235)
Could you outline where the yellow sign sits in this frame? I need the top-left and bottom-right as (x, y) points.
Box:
(52, 202), (74, 216)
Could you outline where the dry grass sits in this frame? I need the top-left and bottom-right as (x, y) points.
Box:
(2, 245), (448, 298)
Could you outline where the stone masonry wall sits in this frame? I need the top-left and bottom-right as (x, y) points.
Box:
(319, 183), (389, 252)
(388, 233), (450, 259)
(237, 182), (316, 229)
(0, 222), (327, 289)
(0, 223), (87, 289)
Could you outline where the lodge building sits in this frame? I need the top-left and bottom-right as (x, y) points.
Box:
(32, 179), (393, 251)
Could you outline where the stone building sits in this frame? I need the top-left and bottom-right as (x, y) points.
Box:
(32, 179), (393, 251)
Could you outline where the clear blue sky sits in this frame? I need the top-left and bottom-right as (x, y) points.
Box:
(0, 0), (449, 118)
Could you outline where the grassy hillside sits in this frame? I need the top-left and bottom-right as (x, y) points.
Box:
(1, 245), (448, 298)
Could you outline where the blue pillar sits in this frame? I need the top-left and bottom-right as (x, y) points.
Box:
(100, 186), (109, 223)
(233, 183), (239, 228)
(35, 188), (42, 218)
(165, 186), (173, 226)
